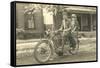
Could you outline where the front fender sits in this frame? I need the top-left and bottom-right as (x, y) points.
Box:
(40, 39), (55, 55)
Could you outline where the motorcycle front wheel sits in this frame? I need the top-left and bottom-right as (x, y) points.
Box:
(34, 40), (53, 63)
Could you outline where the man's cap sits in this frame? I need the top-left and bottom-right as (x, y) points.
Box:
(62, 9), (68, 15)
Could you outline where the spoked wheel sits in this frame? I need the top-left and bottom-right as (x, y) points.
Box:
(34, 40), (53, 63)
(68, 32), (79, 55)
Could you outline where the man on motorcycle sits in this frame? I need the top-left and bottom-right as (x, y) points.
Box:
(54, 11), (71, 56)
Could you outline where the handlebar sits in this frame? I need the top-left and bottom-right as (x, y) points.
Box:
(45, 30), (63, 35)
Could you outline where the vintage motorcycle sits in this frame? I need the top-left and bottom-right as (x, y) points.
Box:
(34, 29), (79, 63)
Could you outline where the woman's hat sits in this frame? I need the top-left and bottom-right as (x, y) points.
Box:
(71, 14), (77, 18)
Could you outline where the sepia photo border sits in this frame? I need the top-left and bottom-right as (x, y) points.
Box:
(10, 1), (98, 67)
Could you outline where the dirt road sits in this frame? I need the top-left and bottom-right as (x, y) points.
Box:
(16, 38), (97, 65)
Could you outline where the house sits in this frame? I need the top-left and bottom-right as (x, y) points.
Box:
(16, 3), (97, 39)
(64, 6), (97, 31)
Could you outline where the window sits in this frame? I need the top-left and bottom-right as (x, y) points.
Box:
(28, 16), (35, 29)
(24, 10), (35, 29)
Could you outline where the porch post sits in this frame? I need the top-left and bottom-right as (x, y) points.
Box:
(90, 14), (93, 31)
(80, 15), (83, 31)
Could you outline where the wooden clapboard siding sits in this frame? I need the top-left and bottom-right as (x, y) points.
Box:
(16, 3), (45, 39)
(16, 3), (25, 29)
(16, 3), (45, 33)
